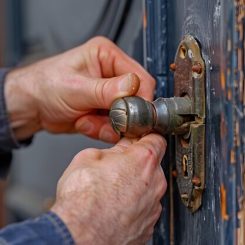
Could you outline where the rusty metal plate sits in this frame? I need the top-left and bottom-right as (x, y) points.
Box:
(173, 35), (206, 212)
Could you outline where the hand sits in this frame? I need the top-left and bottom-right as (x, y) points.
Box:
(51, 133), (167, 245)
(5, 36), (155, 142)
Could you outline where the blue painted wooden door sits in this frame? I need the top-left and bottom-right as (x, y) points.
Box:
(144, 0), (245, 244)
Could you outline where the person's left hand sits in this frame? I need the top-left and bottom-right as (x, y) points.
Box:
(51, 133), (167, 244)
(5, 37), (155, 142)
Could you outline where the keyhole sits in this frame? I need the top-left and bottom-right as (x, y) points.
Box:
(179, 45), (187, 59)
(182, 155), (188, 177)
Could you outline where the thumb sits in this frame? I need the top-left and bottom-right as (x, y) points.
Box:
(83, 73), (140, 109)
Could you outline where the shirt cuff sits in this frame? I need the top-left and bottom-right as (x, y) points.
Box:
(0, 211), (75, 245)
(0, 68), (32, 152)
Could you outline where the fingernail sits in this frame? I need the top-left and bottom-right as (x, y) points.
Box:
(79, 120), (93, 133)
(99, 131), (113, 142)
(119, 74), (139, 93)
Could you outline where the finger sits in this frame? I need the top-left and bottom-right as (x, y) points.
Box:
(127, 134), (167, 177)
(78, 73), (140, 110)
(111, 56), (156, 101)
(130, 133), (167, 165)
(75, 115), (120, 143)
(111, 137), (140, 153)
(98, 41), (156, 101)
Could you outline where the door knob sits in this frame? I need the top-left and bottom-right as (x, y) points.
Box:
(109, 96), (192, 138)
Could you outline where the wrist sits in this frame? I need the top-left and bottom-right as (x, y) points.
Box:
(4, 67), (41, 140)
(51, 202), (96, 244)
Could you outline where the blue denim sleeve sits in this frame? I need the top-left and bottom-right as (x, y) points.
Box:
(0, 211), (74, 245)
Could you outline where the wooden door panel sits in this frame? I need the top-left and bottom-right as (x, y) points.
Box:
(144, 0), (244, 244)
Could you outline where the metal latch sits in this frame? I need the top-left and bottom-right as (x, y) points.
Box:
(109, 35), (205, 212)
(171, 35), (205, 212)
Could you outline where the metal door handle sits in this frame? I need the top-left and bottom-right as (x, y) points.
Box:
(109, 96), (192, 138)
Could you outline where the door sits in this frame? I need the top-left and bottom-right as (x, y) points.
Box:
(144, 0), (245, 244)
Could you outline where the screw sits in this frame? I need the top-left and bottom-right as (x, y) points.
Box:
(192, 63), (202, 74)
(192, 176), (201, 186)
(172, 170), (178, 177)
(169, 63), (176, 71)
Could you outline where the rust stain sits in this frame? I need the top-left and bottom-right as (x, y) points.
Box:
(235, 121), (241, 147)
(172, 170), (178, 177)
(236, 1), (245, 244)
(220, 184), (229, 221)
(143, 11), (147, 30)
(230, 149), (236, 164)
(220, 112), (227, 138)
(221, 72), (226, 90)
(227, 88), (232, 100)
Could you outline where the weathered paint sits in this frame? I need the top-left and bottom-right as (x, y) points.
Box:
(144, 1), (171, 244)
(145, 0), (245, 244)
(234, 1), (245, 244)
(220, 184), (229, 221)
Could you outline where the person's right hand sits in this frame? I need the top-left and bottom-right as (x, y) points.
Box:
(51, 133), (167, 245)
(5, 37), (155, 143)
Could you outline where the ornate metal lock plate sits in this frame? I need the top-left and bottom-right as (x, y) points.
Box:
(173, 35), (206, 212)
(109, 35), (206, 212)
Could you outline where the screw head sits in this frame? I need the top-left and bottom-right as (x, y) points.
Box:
(172, 170), (178, 177)
(170, 63), (176, 71)
(192, 176), (201, 186)
(192, 63), (202, 74)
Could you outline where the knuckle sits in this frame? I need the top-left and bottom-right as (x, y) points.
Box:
(138, 135), (167, 161)
(73, 148), (103, 161)
(141, 144), (158, 162)
(154, 134), (167, 151)
(94, 79), (108, 106)
(88, 36), (116, 54)
(90, 36), (112, 44)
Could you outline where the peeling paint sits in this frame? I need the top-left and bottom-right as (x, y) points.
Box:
(143, 11), (147, 30)
(213, 1), (221, 27)
(220, 112), (227, 138)
(220, 184), (229, 220)
(234, 0), (245, 244)
(230, 150), (236, 164)
(221, 72), (226, 90)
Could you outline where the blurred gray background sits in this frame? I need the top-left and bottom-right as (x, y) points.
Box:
(1, 0), (144, 221)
